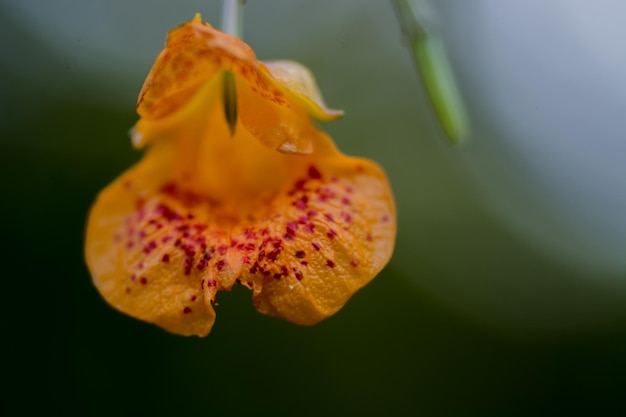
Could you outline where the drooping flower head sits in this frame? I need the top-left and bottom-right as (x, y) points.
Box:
(85, 15), (396, 336)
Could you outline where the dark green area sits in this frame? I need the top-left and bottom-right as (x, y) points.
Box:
(2, 6), (626, 417)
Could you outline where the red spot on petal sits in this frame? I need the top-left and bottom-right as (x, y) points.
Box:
(327, 229), (337, 239)
(216, 259), (226, 271)
(285, 222), (298, 240)
(267, 249), (280, 261)
(183, 307), (192, 314)
(182, 244), (196, 257)
(143, 240), (157, 254)
(190, 294), (197, 302)
(308, 165), (322, 179)
(294, 195), (309, 210)
(318, 187), (336, 201)
(160, 182), (177, 196)
(250, 262), (258, 274)
(193, 223), (207, 232)
(294, 179), (307, 190)
(140, 277), (148, 285)
(351, 259), (359, 267)
(312, 242), (321, 251)
(295, 271), (303, 281)
(197, 252), (211, 271)
(183, 256), (193, 275)
(135, 198), (146, 210)
(295, 250), (306, 259)
(156, 203), (182, 222)
(161, 253), (170, 263)
(326, 260), (335, 268)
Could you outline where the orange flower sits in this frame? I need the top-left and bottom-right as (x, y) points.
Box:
(85, 15), (396, 336)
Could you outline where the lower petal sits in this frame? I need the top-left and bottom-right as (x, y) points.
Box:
(85, 158), (218, 336)
(85, 131), (395, 335)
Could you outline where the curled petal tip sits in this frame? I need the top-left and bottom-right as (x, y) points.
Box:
(263, 60), (344, 121)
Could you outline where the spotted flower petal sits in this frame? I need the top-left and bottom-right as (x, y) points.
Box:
(85, 16), (395, 336)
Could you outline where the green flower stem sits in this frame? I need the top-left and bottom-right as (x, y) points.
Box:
(392, 0), (469, 144)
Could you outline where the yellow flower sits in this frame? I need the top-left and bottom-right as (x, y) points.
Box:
(85, 15), (396, 336)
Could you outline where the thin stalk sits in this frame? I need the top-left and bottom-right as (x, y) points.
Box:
(221, 0), (244, 37)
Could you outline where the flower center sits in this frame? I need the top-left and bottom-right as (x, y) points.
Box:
(158, 75), (304, 224)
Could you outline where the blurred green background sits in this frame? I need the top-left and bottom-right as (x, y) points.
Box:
(2, 1), (625, 416)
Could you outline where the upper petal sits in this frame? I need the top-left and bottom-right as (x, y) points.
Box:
(134, 17), (341, 154)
